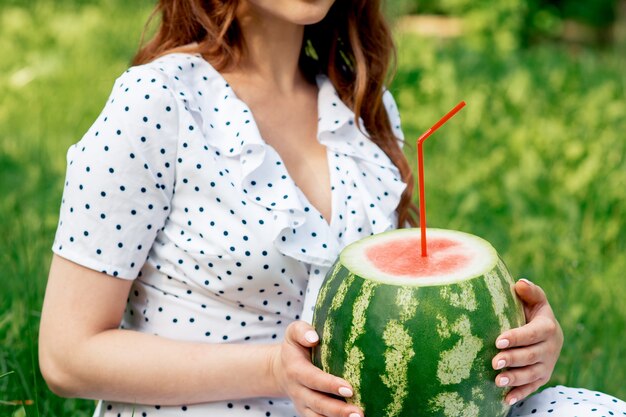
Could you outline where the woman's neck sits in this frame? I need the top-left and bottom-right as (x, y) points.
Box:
(233, 3), (308, 94)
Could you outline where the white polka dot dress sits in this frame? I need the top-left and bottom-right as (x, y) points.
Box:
(508, 386), (626, 416)
(52, 53), (626, 417)
(53, 53), (406, 417)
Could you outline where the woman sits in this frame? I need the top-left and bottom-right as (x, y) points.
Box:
(39, 1), (624, 416)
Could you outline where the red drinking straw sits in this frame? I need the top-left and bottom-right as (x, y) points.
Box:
(417, 101), (466, 257)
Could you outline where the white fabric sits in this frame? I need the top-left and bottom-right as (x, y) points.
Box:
(508, 386), (626, 416)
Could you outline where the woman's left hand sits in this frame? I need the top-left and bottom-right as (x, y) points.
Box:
(492, 279), (564, 406)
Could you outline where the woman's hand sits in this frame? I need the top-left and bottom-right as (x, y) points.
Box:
(269, 321), (363, 417)
(492, 279), (564, 405)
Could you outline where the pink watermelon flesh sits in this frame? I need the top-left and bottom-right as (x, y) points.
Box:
(364, 237), (471, 277)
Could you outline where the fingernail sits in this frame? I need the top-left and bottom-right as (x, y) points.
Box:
(498, 376), (510, 387)
(339, 387), (353, 397)
(519, 278), (534, 286)
(349, 413), (361, 417)
(304, 330), (319, 343)
(496, 359), (506, 370)
(509, 397), (518, 406)
(496, 339), (510, 349)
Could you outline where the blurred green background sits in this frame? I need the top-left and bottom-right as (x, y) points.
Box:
(1, 0), (624, 415)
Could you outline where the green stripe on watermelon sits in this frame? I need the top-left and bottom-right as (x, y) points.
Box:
(311, 229), (525, 417)
(312, 261), (345, 331)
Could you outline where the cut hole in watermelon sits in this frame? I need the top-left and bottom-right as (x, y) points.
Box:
(341, 229), (497, 286)
(365, 237), (471, 277)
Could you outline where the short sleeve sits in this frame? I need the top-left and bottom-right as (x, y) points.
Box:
(52, 67), (179, 279)
(382, 89), (405, 143)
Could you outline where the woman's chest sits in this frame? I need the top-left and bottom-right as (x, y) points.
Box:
(250, 99), (332, 223)
(149, 144), (312, 312)
(160, 138), (337, 276)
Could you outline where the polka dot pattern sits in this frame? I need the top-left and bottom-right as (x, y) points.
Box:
(508, 386), (626, 416)
(52, 53), (406, 416)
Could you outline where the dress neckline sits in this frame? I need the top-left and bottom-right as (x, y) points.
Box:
(183, 53), (338, 229)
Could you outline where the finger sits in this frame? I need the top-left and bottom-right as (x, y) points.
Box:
(514, 279), (548, 309)
(496, 315), (557, 349)
(504, 379), (546, 406)
(305, 390), (362, 417)
(293, 361), (355, 398)
(492, 343), (547, 369)
(301, 408), (325, 417)
(286, 320), (320, 348)
(496, 362), (547, 388)
(282, 323), (355, 399)
(302, 406), (362, 417)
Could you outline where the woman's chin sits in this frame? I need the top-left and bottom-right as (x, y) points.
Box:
(244, 0), (336, 26)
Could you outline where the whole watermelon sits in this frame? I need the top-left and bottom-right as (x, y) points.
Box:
(311, 228), (525, 417)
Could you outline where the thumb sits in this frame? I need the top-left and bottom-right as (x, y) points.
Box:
(285, 320), (319, 348)
(514, 278), (547, 308)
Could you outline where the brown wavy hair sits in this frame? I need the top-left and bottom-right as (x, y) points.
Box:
(133, 0), (418, 228)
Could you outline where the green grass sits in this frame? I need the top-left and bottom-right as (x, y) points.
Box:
(392, 33), (626, 398)
(1, 2), (156, 415)
(1, 1), (624, 415)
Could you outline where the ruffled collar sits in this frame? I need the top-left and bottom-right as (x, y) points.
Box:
(152, 53), (406, 270)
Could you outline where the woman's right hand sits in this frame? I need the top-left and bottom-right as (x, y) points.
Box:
(269, 321), (363, 417)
